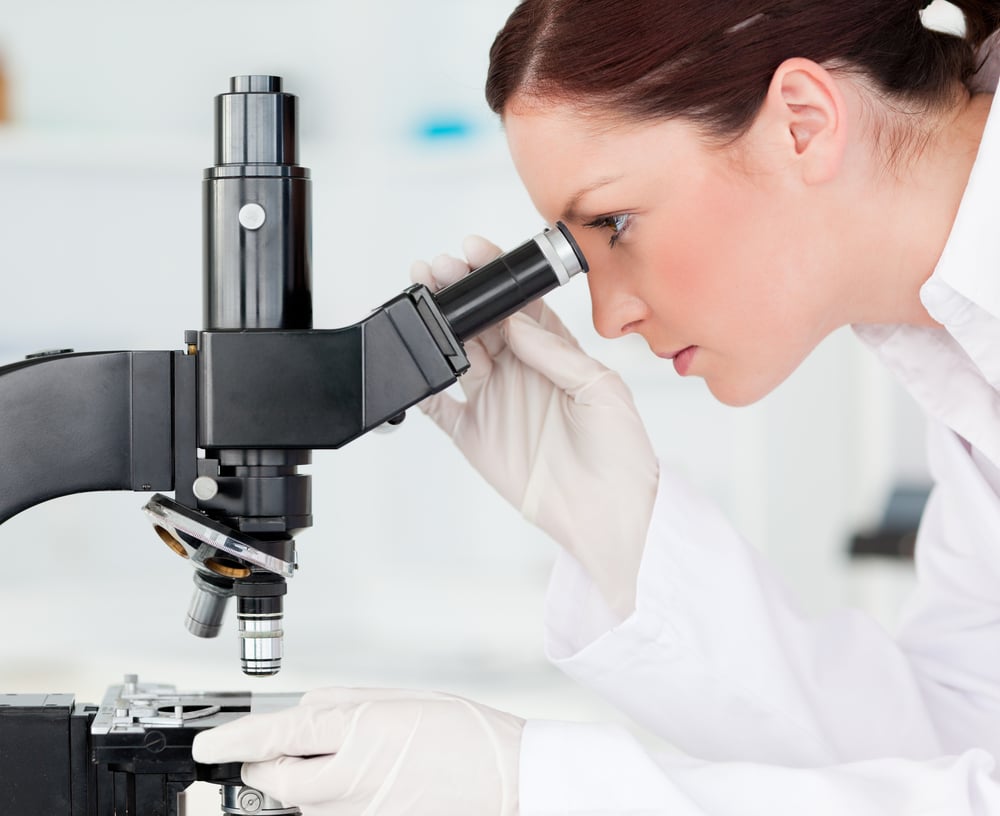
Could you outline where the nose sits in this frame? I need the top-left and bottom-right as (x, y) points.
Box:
(586, 264), (648, 339)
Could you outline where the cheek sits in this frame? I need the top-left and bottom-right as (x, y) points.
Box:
(652, 180), (790, 319)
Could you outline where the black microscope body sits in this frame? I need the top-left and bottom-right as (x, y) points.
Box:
(0, 77), (586, 815)
(0, 677), (297, 816)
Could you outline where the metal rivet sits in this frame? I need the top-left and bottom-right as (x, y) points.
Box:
(192, 476), (219, 501)
(238, 203), (266, 230)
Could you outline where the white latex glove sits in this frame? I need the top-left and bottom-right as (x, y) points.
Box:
(411, 236), (659, 618)
(191, 687), (523, 816)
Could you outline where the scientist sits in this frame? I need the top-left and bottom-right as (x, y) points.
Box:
(194, 0), (1000, 812)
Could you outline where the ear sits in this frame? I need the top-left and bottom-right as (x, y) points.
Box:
(755, 58), (848, 185)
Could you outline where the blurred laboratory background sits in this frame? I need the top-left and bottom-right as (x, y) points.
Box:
(0, 0), (962, 774)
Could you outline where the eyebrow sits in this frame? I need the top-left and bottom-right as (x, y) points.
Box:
(560, 175), (624, 222)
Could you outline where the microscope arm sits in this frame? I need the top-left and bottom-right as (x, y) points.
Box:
(0, 280), (463, 526)
(0, 350), (197, 525)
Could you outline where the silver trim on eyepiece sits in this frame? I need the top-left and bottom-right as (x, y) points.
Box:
(534, 227), (585, 286)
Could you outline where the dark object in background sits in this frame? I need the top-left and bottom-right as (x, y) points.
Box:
(848, 483), (931, 560)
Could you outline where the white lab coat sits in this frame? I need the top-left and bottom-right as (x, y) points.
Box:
(518, 64), (1000, 816)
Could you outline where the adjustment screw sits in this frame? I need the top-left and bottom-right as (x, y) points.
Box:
(238, 788), (263, 812)
(192, 476), (219, 501)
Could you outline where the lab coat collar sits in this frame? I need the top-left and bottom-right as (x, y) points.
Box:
(853, 322), (1000, 465)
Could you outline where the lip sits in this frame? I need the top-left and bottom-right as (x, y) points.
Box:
(658, 345), (697, 375)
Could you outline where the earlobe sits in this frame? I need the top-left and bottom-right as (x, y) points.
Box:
(762, 58), (847, 184)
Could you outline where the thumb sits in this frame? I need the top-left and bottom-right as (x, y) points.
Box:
(418, 390), (466, 436)
(192, 706), (350, 764)
(502, 312), (612, 398)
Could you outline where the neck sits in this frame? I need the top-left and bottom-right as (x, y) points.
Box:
(847, 92), (993, 328)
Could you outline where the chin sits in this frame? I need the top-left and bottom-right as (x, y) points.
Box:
(704, 374), (781, 408)
(703, 346), (817, 407)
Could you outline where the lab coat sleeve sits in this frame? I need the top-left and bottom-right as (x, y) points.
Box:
(519, 720), (1000, 816)
(895, 421), (1000, 755)
(543, 464), (946, 765)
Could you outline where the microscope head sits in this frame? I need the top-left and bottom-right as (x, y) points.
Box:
(141, 76), (587, 678)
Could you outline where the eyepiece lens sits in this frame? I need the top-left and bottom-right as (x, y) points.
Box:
(555, 221), (589, 273)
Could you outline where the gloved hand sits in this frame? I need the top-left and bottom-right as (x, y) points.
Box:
(411, 236), (659, 619)
(191, 687), (523, 816)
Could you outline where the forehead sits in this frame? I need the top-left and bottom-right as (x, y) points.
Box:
(505, 100), (629, 181)
(503, 98), (708, 218)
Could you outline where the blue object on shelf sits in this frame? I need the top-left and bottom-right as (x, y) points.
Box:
(415, 115), (476, 142)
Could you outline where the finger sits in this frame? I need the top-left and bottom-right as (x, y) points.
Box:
(523, 299), (545, 322)
(474, 323), (507, 358)
(429, 253), (472, 289)
(300, 686), (448, 707)
(426, 338), (496, 406)
(461, 234), (502, 270)
(409, 259), (433, 288)
(502, 311), (610, 398)
(418, 391), (466, 436)
(535, 301), (580, 345)
(457, 336), (500, 398)
(243, 754), (341, 807)
(192, 706), (350, 764)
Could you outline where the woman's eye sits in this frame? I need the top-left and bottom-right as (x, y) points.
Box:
(584, 213), (632, 248)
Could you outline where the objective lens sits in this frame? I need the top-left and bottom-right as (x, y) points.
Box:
(186, 573), (234, 639)
(236, 583), (286, 676)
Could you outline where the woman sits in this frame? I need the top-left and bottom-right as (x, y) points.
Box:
(194, 1), (1000, 812)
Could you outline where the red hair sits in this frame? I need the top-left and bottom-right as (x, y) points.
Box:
(486, 0), (1000, 140)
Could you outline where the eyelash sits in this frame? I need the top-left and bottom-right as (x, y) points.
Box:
(583, 213), (632, 248)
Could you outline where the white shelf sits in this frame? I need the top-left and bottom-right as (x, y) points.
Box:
(0, 124), (201, 173)
(0, 123), (514, 180)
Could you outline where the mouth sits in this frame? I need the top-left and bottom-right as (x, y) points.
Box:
(657, 345), (698, 375)
(656, 345), (693, 361)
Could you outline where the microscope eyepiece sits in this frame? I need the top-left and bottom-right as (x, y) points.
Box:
(432, 221), (588, 343)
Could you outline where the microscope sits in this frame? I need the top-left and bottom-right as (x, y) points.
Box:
(0, 77), (587, 814)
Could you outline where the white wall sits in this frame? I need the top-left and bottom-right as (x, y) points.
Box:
(0, 0), (928, 756)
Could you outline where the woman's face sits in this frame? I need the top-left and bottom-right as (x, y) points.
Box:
(505, 100), (846, 406)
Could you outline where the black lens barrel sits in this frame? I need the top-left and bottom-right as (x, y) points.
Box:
(433, 223), (588, 343)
